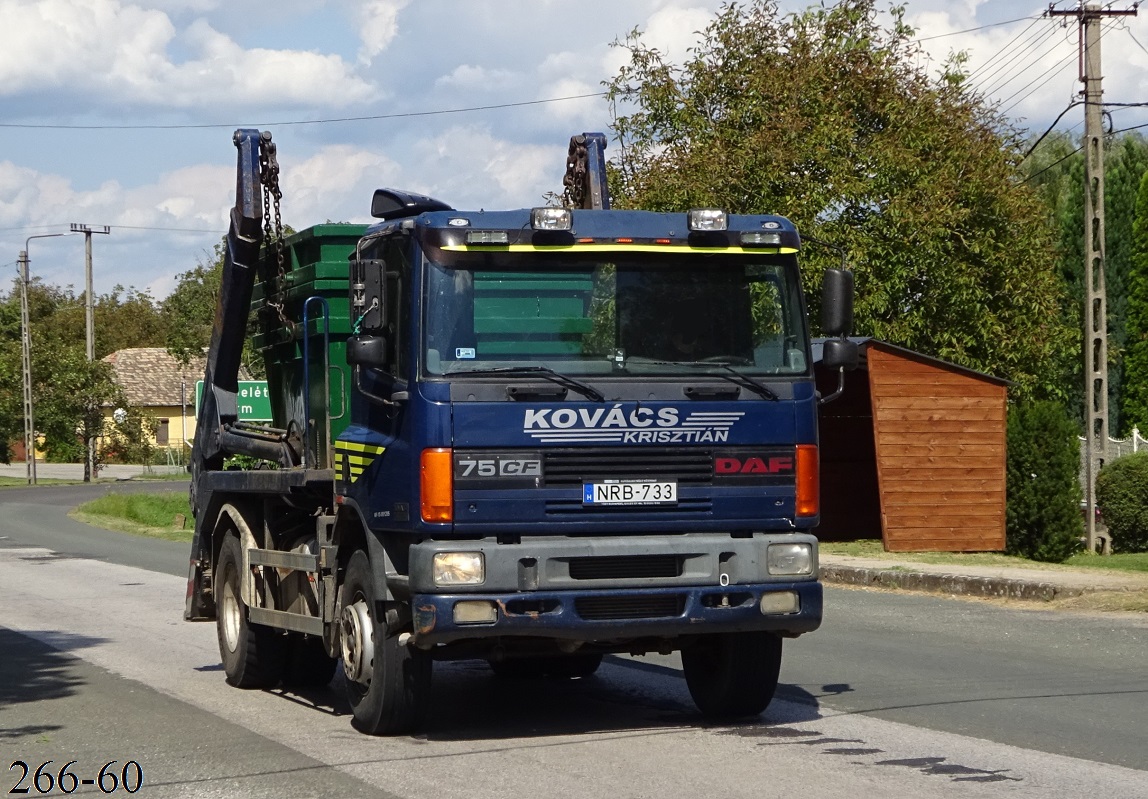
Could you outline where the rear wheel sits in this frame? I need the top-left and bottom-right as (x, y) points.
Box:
(340, 551), (430, 734)
(215, 532), (285, 688)
(681, 632), (782, 719)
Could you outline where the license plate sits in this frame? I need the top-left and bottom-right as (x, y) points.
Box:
(582, 480), (677, 506)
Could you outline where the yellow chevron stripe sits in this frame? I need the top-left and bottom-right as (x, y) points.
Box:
(334, 446), (383, 485)
(336, 441), (386, 455)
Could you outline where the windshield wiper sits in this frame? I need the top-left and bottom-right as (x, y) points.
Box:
(445, 365), (606, 402)
(635, 359), (779, 401)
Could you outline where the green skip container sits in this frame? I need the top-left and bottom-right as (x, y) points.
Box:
(251, 223), (368, 470)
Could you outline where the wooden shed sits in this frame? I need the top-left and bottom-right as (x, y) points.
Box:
(814, 339), (1008, 552)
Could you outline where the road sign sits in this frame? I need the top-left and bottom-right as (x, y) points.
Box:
(195, 380), (273, 422)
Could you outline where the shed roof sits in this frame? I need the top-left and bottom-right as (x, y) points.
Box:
(812, 337), (1010, 387)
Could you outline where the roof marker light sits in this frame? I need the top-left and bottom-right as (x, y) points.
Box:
(688, 208), (728, 231)
(466, 230), (509, 245)
(741, 231), (783, 246)
(531, 207), (572, 231)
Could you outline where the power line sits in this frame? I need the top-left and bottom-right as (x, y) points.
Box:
(1022, 144), (1082, 182)
(966, 16), (1047, 81)
(979, 25), (1067, 96)
(968, 16), (1051, 80)
(1021, 102), (1082, 160)
(1, 223), (223, 234)
(1126, 27), (1148, 55)
(970, 19), (1058, 85)
(997, 49), (1079, 114)
(0, 91), (608, 131)
(915, 15), (1040, 42)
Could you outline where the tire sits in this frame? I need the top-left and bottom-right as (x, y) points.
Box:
(215, 532), (286, 688)
(283, 635), (338, 688)
(339, 550), (430, 735)
(488, 653), (603, 679)
(681, 632), (782, 719)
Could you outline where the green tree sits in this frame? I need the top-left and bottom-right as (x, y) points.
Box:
(1024, 132), (1148, 432)
(1095, 452), (1148, 553)
(1005, 401), (1084, 562)
(162, 234), (293, 379)
(1123, 170), (1148, 430)
(93, 286), (166, 357)
(605, 0), (1076, 400)
(103, 406), (158, 466)
(162, 248), (223, 367)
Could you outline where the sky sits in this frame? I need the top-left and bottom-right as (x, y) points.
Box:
(1, 0), (1146, 300)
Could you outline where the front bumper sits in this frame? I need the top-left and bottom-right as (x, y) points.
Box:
(410, 581), (822, 646)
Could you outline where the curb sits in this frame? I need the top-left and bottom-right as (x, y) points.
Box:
(819, 564), (1086, 602)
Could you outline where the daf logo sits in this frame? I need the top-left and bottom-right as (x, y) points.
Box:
(714, 455), (794, 475)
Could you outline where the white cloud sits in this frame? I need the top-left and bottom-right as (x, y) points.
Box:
(279, 144), (401, 225)
(602, 3), (715, 76)
(355, 0), (410, 65)
(408, 127), (562, 210)
(0, 0), (378, 108)
(435, 64), (519, 92)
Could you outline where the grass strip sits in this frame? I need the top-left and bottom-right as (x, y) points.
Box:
(71, 491), (193, 543)
(820, 539), (1148, 574)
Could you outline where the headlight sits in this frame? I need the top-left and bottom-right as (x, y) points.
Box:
(433, 552), (485, 586)
(767, 542), (813, 576)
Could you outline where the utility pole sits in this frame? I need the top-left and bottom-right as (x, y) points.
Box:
(18, 251), (35, 486)
(70, 223), (111, 483)
(1049, 2), (1138, 554)
(20, 232), (73, 485)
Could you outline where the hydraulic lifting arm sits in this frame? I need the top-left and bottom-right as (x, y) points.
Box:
(189, 130), (296, 497)
(563, 132), (610, 210)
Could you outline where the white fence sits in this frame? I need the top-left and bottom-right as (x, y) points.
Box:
(1079, 428), (1148, 491)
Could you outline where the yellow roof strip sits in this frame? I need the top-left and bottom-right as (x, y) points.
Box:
(440, 243), (797, 255)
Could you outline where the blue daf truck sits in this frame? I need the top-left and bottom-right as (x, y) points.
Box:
(184, 129), (858, 735)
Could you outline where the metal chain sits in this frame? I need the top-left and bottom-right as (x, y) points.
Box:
(562, 135), (588, 209)
(258, 133), (291, 328)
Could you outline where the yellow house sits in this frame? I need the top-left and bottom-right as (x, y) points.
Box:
(102, 348), (206, 457)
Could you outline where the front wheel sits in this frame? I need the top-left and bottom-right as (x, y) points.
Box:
(339, 551), (430, 734)
(681, 632), (782, 719)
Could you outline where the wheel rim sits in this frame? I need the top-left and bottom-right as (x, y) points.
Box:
(340, 598), (375, 685)
(220, 568), (241, 653)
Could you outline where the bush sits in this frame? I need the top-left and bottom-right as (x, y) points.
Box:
(1095, 452), (1148, 553)
(1006, 401), (1084, 562)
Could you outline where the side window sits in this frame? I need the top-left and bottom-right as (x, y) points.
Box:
(383, 239), (410, 380)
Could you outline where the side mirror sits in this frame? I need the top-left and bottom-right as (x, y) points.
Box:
(821, 337), (859, 371)
(346, 335), (389, 369)
(821, 268), (854, 337)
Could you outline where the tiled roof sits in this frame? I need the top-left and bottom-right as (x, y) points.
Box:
(102, 347), (253, 407)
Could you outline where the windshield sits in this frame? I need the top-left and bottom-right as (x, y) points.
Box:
(423, 252), (808, 377)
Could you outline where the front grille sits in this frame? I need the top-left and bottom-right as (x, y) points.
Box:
(569, 555), (683, 580)
(574, 594), (686, 620)
(544, 448), (713, 486)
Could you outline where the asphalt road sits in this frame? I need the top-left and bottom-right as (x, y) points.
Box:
(1, 483), (1146, 797)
